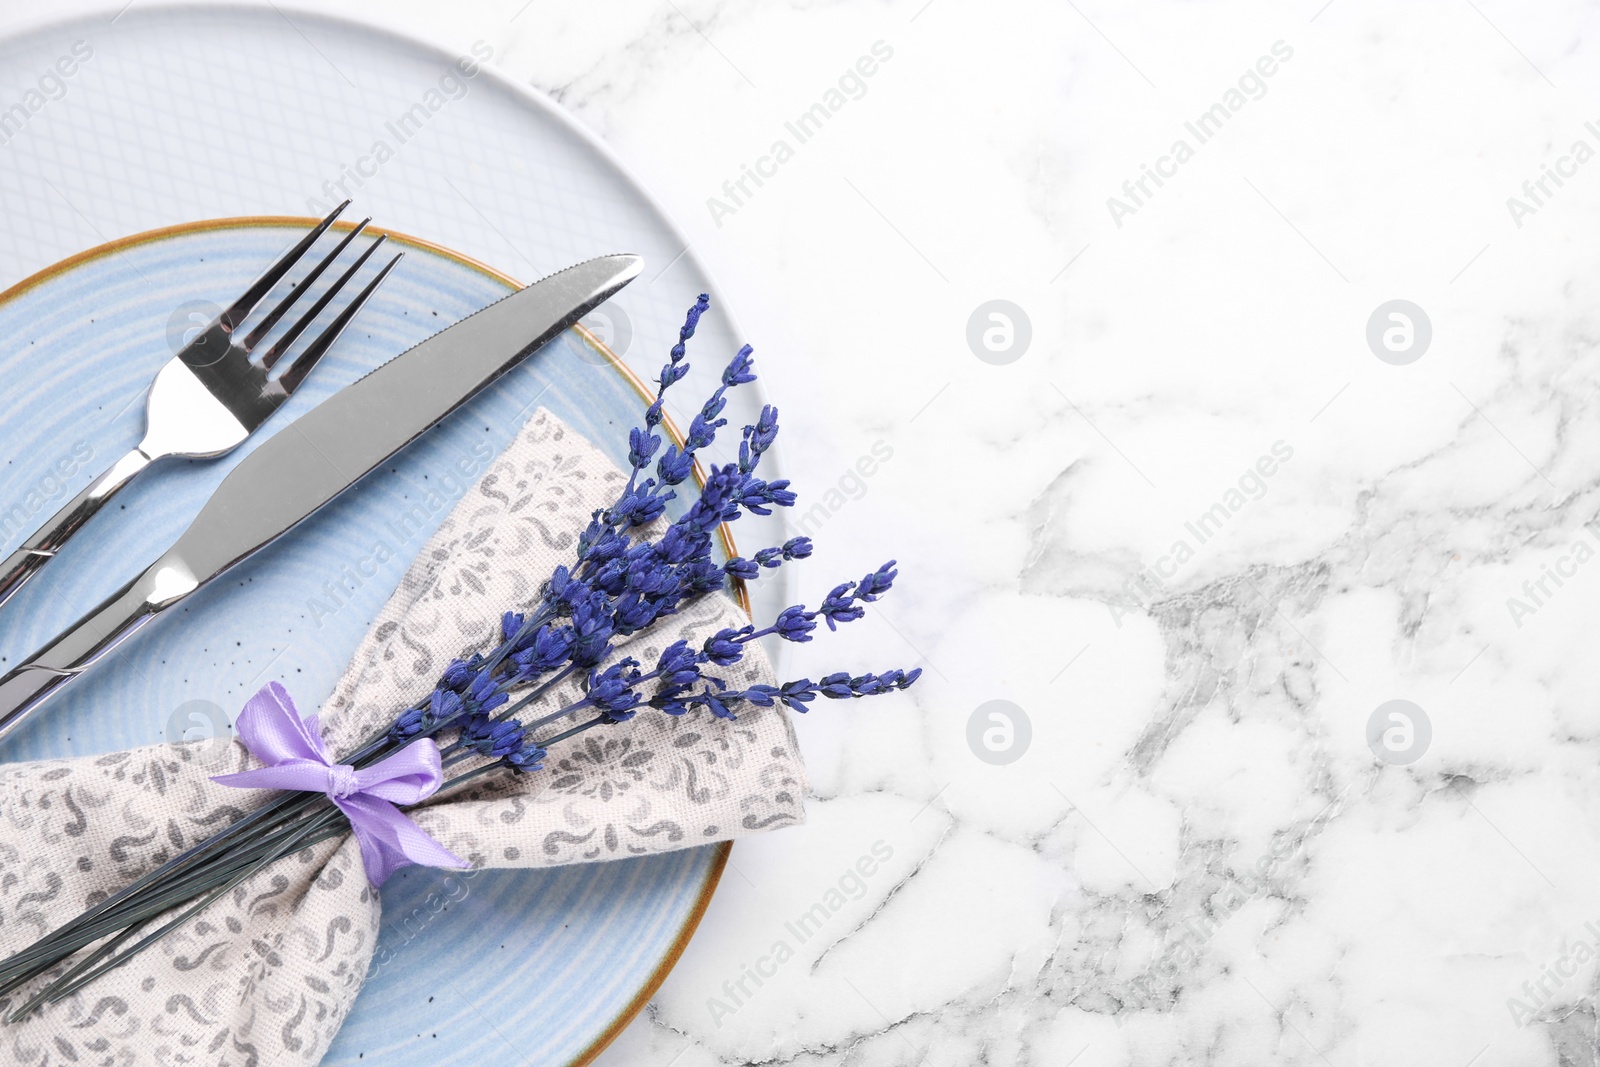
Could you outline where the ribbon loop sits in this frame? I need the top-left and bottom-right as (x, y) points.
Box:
(325, 763), (360, 801)
(211, 682), (469, 886)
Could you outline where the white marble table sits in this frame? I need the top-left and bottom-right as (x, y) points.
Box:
(6, 1), (1596, 1064)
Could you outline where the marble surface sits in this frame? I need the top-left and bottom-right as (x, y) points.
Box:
(6, 1), (1600, 1064)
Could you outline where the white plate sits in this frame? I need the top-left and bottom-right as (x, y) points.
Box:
(0, 6), (787, 1062)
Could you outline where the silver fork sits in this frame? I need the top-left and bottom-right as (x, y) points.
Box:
(0, 201), (403, 611)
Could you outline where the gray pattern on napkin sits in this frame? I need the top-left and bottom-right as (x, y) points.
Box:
(0, 408), (807, 1066)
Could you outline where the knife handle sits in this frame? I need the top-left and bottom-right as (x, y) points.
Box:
(0, 449), (153, 612)
(0, 551), (198, 746)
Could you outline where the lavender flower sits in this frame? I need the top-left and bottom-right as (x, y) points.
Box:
(390, 299), (914, 783)
(728, 669), (922, 715)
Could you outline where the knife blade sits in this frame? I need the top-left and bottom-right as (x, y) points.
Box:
(0, 253), (642, 746)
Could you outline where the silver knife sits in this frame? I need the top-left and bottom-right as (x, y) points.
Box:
(0, 253), (642, 746)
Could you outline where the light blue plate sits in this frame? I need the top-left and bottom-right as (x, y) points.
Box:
(0, 222), (733, 1066)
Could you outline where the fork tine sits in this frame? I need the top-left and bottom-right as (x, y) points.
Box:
(219, 200), (349, 332)
(279, 252), (404, 394)
(241, 217), (371, 352)
(261, 234), (388, 371)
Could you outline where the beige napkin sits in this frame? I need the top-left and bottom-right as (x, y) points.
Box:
(0, 407), (807, 1065)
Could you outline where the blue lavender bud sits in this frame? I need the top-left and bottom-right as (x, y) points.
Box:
(459, 710), (490, 740)
(743, 684), (780, 707)
(464, 718), (525, 759)
(628, 557), (679, 597)
(389, 706), (426, 742)
(656, 297), (705, 398)
(591, 559), (628, 597)
(723, 556), (760, 581)
(856, 561), (898, 601)
(687, 467), (738, 530)
(571, 590), (608, 630)
(754, 547), (783, 568)
(684, 560), (725, 594)
(779, 679), (818, 712)
(588, 659), (643, 720)
(428, 688), (464, 728)
(773, 605), (817, 642)
(601, 703), (641, 724)
(606, 493), (640, 527)
(721, 345), (756, 387)
(514, 625), (574, 678)
(632, 493), (669, 525)
(751, 405), (779, 452)
(548, 564), (575, 598)
(501, 611), (526, 646)
(818, 583), (866, 630)
(612, 592), (658, 633)
(467, 671), (496, 704)
(609, 486), (667, 528)
(736, 406), (780, 474)
(854, 674), (888, 696)
(782, 537), (812, 560)
(587, 532), (629, 565)
(701, 391), (729, 424)
(506, 743), (549, 773)
(467, 671), (509, 714)
(486, 720), (526, 757)
(588, 659), (643, 710)
(675, 295), (709, 355)
(656, 640), (702, 686)
(702, 628), (745, 666)
(657, 444), (695, 486)
(819, 672), (855, 699)
(731, 475), (796, 517)
(686, 411), (725, 451)
(572, 634), (613, 670)
(703, 691), (736, 720)
(628, 426), (661, 470)
(653, 524), (696, 565)
(576, 520), (606, 558)
(440, 655), (483, 693)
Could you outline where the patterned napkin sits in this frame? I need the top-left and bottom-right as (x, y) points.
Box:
(0, 408), (808, 1065)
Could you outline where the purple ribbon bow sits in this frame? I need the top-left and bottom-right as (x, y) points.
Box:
(211, 682), (468, 887)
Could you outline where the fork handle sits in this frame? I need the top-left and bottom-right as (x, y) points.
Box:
(0, 449), (152, 611)
(0, 548), (198, 746)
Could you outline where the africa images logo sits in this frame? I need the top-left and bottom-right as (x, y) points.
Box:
(706, 41), (895, 228)
(706, 840), (895, 1028)
(1105, 40), (1294, 228)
